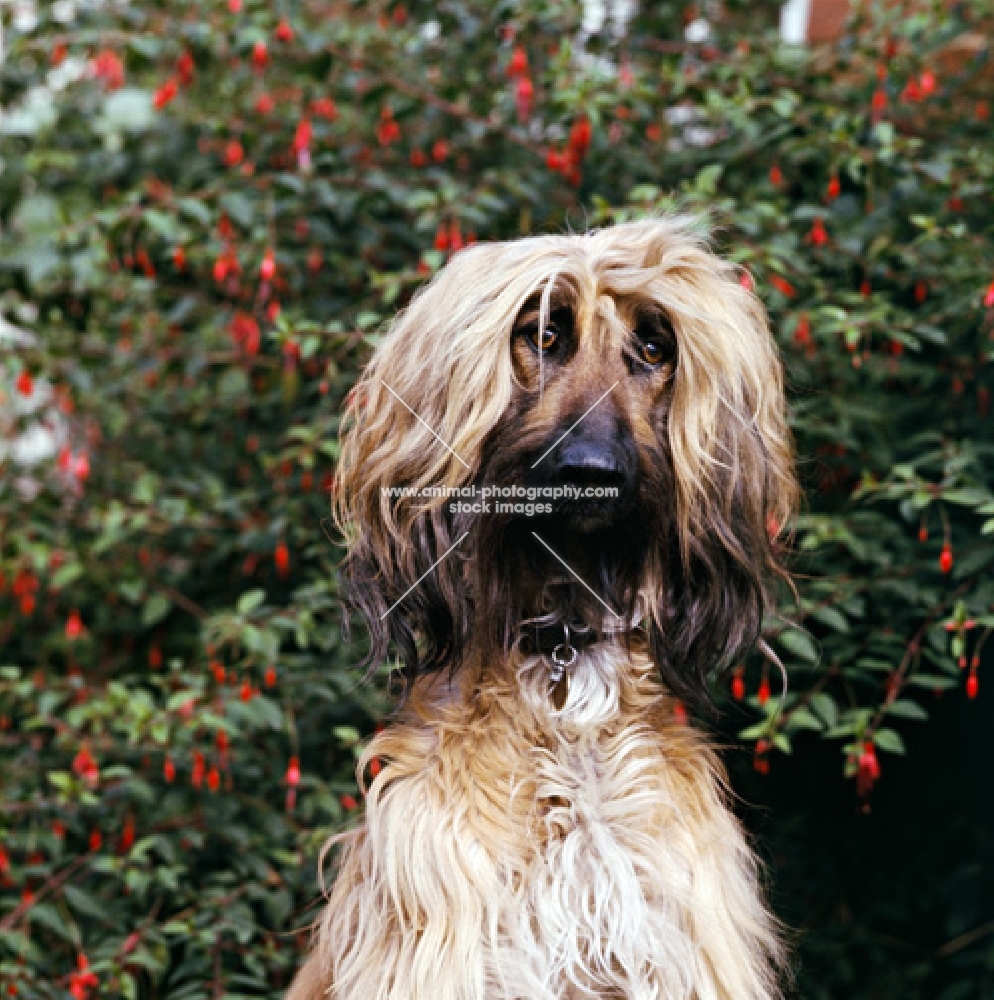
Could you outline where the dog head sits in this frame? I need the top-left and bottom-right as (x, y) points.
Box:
(334, 217), (797, 702)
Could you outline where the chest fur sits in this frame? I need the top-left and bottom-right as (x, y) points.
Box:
(321, 651), (778, 1000)
(497, 727), (703, 999)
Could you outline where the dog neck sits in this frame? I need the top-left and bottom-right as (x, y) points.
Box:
(515, 612), (642, 711)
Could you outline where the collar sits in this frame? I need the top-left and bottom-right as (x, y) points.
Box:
(516, 613), (641, 657)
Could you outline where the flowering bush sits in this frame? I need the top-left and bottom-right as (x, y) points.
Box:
(1, 1), (991, 996)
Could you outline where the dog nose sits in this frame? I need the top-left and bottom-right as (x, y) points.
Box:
(554, 439), (629, 487)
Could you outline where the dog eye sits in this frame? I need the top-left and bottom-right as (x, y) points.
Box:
(529, 324), (559, 353)
(639, 340), (666, 366)
(518, 320), (561, 354)
(634, 310), (675, 369)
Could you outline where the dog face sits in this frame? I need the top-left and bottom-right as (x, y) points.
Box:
(334, 217), (797, 702)
(506, 286), (673, 528)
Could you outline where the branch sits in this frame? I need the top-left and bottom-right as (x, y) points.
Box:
(0, 854), (91, 932)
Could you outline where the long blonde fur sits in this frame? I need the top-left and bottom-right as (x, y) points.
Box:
(290, 217), (795, 1000)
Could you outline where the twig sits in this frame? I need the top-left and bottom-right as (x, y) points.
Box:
(937, 919), (994, 958)
(0, 854), (91, 932)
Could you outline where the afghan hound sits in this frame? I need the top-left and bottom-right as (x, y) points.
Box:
(289, 216), (798, 1000)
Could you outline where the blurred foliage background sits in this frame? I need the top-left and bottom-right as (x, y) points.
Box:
(1, 0), (992, 996)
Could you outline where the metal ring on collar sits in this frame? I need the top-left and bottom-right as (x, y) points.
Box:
(550, 642), (578, 670)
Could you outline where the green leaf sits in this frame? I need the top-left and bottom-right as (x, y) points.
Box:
(237, 589), (267, 615)
(886, 699), (929, 721)
(873, 728), (907, 754)
(142, 594), (172, 628)
(777, 629), (820, 664)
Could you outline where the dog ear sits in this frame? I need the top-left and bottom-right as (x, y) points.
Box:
(635, 228), (797, 703)
(332, 243), (519, 680)
(340, 503), (470, 681)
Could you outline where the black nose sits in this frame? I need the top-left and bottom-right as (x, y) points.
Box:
(555, 439), (628, 487)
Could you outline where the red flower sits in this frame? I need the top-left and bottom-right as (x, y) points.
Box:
(172, 246), (186, 270)
(432, 139), (449, 162)
(69, 954), (98, 1000)
(252, 41), (268, 69)
(229, 312), (261, 356)
(731, 670), (745, 701)
(15, 371), (32, 397)
(90, 49), (124, 91)
(515, 75), (534, 121)
(857, 741), (880, 796)
(914, 280), (927, 303)
(192, 751), (205, 788)
(265, 665), (277, 687)
(793, 314), (812, 348)
(546, 149), (566, 173)
(228, 0), (242, 10)
(919, 69), (936, 96)
(88, 830), (102, 852)
(375, 109), (400, 146)
(223, 140), (244, 167)
(153, 78), (179, 110)
(410, 149), (427, 167)
(871, 88), (887, 118)
(827, 176), (841, 200)
(255, 93), (275, 114)
(177, 50), (194, 85)
(567, 117), (592, 162)
(275, 541), (290, 576)
(260, 249), (276, 282)
(939, 543), (953, 574)
(902, 77), (923, 103)
(163, 757), (176, 783)
(207, 766), (221, 792)
(275, 19), (294, 43)
(311, 97), (337, 120)
(966, 670), (979, 700)
(286, 757), (301, 787)
(341, 793), (359, 811)
(293, 117), (313, 155)
(754, 738), (771, 774)
(73, 746), (99, 785)
(506, 46), (528, 77)
(770, 275), (795, 298)
(769, 164), (783, 186)
(808, 217), (829, 246)
(66, 610), (83, 640)
(757, 677), (771, 705)
(119, 814), (136, 853)
(983, 280), (994, 309)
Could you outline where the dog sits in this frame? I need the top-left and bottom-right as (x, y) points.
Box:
(289, 216), (797, 1000)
